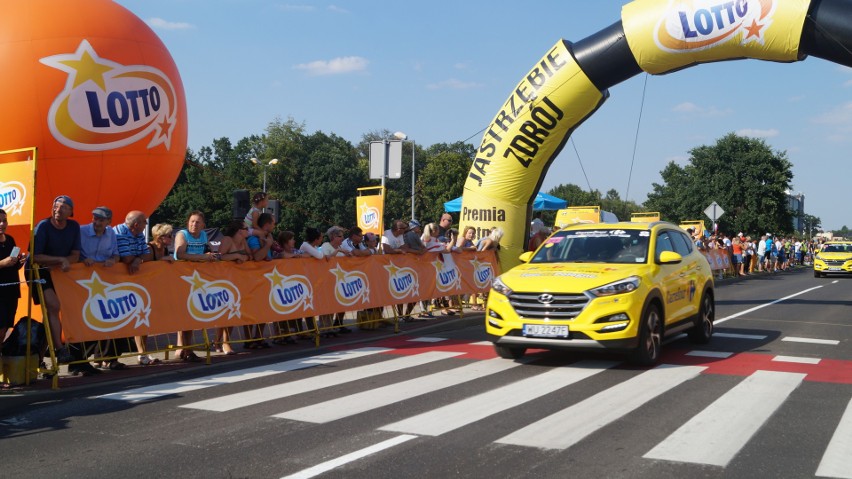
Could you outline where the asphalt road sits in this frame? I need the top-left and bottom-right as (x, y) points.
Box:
(1, 268), (850, 479)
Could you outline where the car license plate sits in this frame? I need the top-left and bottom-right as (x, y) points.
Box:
(523, 324), (569, 338)
(828, 267), (841, 271)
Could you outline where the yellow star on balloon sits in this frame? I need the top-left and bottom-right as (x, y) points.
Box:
(59, 49), (114, 90)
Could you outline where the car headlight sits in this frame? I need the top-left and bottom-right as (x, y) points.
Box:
(587, 276), (641, 298)
(491, 276), (513, 296)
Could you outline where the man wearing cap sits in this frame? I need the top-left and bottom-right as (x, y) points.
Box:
(30, 195), (81, 367)
(403, 220), (426, 255)
(114, 210), (152, 275)
(78, 206), (125, 371)
(80, 207), (119, 267)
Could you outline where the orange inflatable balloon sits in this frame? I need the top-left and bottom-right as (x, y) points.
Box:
(0, 0), (187, 221)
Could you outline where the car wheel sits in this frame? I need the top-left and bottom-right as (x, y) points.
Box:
(631, 304), (662, 366)
(494, 344), (526, 360)
(814, 270), (822, 278)
(688, 291), (714, 344)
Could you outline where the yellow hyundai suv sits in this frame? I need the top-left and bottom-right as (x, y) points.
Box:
(486, 222), (715, 365)
(813, 241), (852, 277)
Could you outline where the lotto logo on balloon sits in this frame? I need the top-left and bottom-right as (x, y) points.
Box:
(40, 40), (178, 151)
(655, 0), (775, 51)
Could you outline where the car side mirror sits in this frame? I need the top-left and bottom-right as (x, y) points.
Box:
(658, 251), (683, 264)
(519, 251), (534, 263)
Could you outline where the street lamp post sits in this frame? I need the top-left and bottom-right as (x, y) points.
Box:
(393, 131), (415, 220)
(250, 157), (279, 192)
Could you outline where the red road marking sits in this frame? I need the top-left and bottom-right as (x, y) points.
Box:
(333, 337), (852, 384)
(663, 349), (852, 385)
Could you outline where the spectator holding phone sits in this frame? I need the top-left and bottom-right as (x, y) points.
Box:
(0, 208), (26, 350)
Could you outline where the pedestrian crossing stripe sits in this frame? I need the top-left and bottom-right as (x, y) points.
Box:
(97, 345), (852, 476)
(274, 357), (525, 424)
(644, 370), (805, 466)
(95, 347), (392, 402)
(495, 364), (705, 450)
(380, 360), (620, 436)
(181, 351), (464, 412)
(816, 397), (852, 479)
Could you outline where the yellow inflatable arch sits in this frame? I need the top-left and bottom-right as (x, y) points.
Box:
(460, 0), (852, 269)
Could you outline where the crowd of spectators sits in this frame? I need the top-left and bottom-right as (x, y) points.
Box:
(686, 228), (819, 277)
(14, 194), (502, 379)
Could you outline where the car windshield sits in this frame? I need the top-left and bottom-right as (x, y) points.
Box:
(823, 244), (852, 253)
(529, 228), (650, 264)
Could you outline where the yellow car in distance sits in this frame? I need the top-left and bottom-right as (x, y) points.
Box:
(486, 222), (715, 365)
(814, 241), (852, 277)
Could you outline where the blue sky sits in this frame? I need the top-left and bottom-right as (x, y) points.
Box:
(115, 0), (852, 231)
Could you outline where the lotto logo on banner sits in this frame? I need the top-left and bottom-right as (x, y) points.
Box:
(0, 181), (26, 217)
(384, 261), (419, 300)
(433, 254), (462, 292)
(182, 271), (241, 322)
(264, 267), (314, 315)
(77, 271), (151, 332)
(470, 258), (495, 289)
(356, 193), (383, 235)
(655, 0), (776, 52)
(330, 264), (370, 306)
(40, 40), (179, 151)
(359, 202), (379, 229)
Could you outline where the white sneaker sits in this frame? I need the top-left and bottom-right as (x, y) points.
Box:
(137, 354), (159, 365)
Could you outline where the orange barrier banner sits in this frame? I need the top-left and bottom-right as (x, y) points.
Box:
(702, 249), (731, 271)
(50, 251), (499, 342)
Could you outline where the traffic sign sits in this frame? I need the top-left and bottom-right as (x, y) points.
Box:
(704, 201), (724, 222)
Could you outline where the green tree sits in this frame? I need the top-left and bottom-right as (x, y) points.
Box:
(151, 137), (261, 229)
(802, 213), (821, 238)
(417, 142), (474, 225)
(542, 184), (644, 224)
(645, 133), (793, 235)
(600, 189), (644, 223)
(547, 183), (601, 207)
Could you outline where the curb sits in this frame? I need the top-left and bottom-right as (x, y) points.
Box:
(0, 312), (486, 410)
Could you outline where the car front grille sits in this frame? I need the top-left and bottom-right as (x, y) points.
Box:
(507, 292), (590, 320)
(824, 259), (848, 266)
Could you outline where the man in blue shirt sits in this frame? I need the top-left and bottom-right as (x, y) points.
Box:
(80, 206), (119, 267)
(113, 210), (152, 275)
